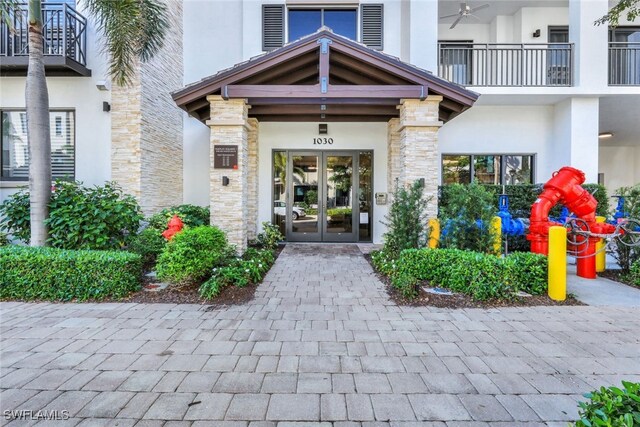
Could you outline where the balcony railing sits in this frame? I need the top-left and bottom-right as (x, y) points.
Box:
(438, 42), (574, 87)
(0, 3), (89, 75)
(609, 42), (640, 86)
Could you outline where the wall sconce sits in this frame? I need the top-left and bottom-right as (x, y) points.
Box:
(533, 29), (541, 38)
(222, 176), (229, 186)
(319, 123), (328, 134)
(96, 80), (109, 91)
(102, 102), (111, 112)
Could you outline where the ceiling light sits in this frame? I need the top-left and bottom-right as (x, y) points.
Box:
(598, 132), (614, 139)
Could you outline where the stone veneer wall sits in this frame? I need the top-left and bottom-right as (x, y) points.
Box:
(207, 96), (250, 252)
(397, 96), (443, 218)
(247, 118), (259, 241)
(111, 0), (184, 215)
(387, 118), (401, 194)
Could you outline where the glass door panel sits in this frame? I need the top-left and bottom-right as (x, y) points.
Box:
(288, 152), (321, 241)
(323, 153), (357, 242)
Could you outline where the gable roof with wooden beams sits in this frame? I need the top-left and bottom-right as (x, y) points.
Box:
(172, 28), (479, 123)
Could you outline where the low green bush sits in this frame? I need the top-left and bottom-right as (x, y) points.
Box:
(199, 248), (276, 299)
(627, 261), (640, 287)
(0, 181), (142, 249)
(0, 246), (141, 301)
(327, 208), (352, 218)
(380, 248), (548, 301)
(574, 381), (640, 427)
(147, 204), (210, 231)
(505, 252), (548, 295)
(127, 227), (166, 268)
(255, 221), (284, 250)
(156, 226), (228, 285)
(0, 232), (7, 246)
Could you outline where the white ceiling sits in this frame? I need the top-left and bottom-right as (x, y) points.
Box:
(438, 0), (568, 25)
(599, 95), (640, 147)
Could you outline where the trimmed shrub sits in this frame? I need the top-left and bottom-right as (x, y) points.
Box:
(627, 261), (640, 287)
(505, 252), (548, 295)
(383, 248), (548, 301)
(439, 183), (497, 253)
(574, 381), (640, 427)
(147, 204), (210, 231)
(0, 181), (142, 249)
(0, 246), (142, 301)
(127, 227), (166, 268)
(382, 179), (430, 258)
(156, 226), (228, 285)
(0, 232), (8, 247)
(199, 248), (276, 299)
(255, 221), (284, 250)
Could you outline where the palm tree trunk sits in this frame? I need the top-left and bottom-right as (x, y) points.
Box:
(26, 0), (51, 246)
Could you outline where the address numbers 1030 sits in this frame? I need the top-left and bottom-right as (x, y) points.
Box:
(313, 138), (334, 145)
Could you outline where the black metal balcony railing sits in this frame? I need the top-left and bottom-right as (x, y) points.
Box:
(609, 42), (640, 86)
(0, 3), (87, 68)
(438, 42), (574, 87)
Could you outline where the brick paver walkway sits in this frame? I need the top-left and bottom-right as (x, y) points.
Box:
(1, 244), (639, 426)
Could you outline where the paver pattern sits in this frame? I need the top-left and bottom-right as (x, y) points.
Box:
(1, 243), (639, 427)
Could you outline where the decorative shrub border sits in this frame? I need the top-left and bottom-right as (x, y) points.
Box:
(372, 248), (547, 301)
(0, 246), (142, 301)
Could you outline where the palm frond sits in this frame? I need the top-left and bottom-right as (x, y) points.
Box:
(80, 0), (169, 86)
(1, 0), (21, 32)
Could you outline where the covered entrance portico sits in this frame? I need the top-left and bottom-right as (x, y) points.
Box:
(173, 29), (478, 251)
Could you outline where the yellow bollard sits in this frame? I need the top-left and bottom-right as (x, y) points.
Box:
(595, 216), (606, 273)
(492, 216), (502, 256)
(428, 218), (440, 249)
(548, 226), (567, 301)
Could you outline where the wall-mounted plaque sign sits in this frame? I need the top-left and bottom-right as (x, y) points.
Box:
(214, 145), (238, 169)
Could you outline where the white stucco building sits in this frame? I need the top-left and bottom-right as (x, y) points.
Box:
(1, 0), (638, 247)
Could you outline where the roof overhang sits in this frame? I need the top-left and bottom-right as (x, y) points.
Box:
(173, 29), (479, 123)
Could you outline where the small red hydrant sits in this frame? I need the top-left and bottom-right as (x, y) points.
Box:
(162, 215), (184, 240)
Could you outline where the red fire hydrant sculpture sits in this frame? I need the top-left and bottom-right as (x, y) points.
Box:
(162, 215), (184, 240)
(527, 167), (616, 279)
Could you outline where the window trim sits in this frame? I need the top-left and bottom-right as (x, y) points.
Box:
(286, 6), (359, 43)
(0, 108), (77, 182)
(441, 153), (536, 185)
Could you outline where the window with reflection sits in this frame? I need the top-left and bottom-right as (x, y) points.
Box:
(442, 155), (471, 184)
(442, 154), (534, 185)
(272, 151), (287, 235)
(473, 155), (501, 184)
(288, 8), (357, 41)
(358, 151), (373, 242)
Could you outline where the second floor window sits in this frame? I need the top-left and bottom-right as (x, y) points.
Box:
(288, 8), (357, 42)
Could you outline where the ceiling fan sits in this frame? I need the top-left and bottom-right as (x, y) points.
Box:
(440, 2), (490, 29)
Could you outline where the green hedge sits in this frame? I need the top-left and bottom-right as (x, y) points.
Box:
(0, 246), (142, 301)
(628, 261), (640, 287)
(574, 381), (640, 427)
(439, 183), (609, 252)
(382, 248), (547, 300)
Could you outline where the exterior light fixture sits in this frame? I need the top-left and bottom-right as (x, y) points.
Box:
(598, 132), (614, 139)
(319, 124), (328, 134)
(96, 80), (109, 91)
(533, 29), (541, 38)
(102, 102), (111, 112)
(222, 176), (229, 186)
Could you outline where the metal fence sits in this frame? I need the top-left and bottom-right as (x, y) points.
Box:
(0, 3), (87, 66)
(609, 42), (640, 86)
(438, 42), (574, 87)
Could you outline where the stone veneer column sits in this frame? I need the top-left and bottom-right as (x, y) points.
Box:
(397, 96), (443, 218)
(246, 118), (259, 241)
(111, 0), (183, 215)
(207, 95), (250, 253)
(387, 118), (401, 194)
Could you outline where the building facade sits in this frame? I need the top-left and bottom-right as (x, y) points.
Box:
(1, 0), (639, 248)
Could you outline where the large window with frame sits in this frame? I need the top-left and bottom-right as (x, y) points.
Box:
(288, 8), (357, 41)
(442, 154), (534, 185)
(1, 110), (75, 181)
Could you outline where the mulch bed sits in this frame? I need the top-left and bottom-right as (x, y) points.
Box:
(364, 254), (584, 309)
(599, 270), (639, 289)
